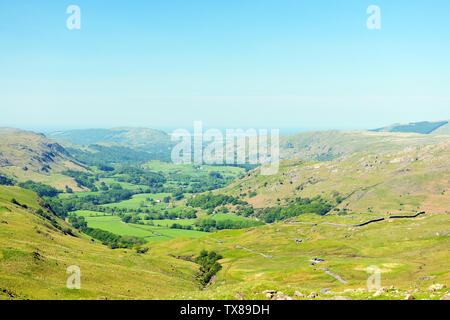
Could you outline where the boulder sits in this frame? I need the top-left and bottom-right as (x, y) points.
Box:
(235, 292), (246, 300)
(294, 291), (306, 298)
(262, 290), (277, 294)
(427, 284), (446, 291)
(333, 296), (352, 300)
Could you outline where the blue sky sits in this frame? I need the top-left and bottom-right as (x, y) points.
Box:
(0, 0), (449, 132)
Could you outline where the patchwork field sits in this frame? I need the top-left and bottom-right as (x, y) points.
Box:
(71, 210), (207, 242)
(0, 186), (199, 300)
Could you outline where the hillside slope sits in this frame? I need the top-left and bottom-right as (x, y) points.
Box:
(48, 127), (175, 164)
(226, 140), (450, 213)
(0, 186), (198, 300)
(0, 128), (87, 191)
(279, 130), (449, 161)
(371, 121), (449, 135)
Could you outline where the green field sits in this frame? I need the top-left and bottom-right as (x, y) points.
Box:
(0, 186), (199, 300)
(101, 193), (171, 210)
(72, 210), (207, 242)
(144, 161), (245, 178)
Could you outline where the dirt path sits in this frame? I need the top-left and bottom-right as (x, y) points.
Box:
(321, 268), (348, 284)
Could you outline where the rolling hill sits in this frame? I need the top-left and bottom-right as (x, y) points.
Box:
(224, 139), (450, 214)
(1, 186), (448, 300)
(0, 128), (87, 191)
(0, 185), (198, 300)
(278, 130), (450, 161)
(47, 128), (175, 165)
(1, 125), (449, 300)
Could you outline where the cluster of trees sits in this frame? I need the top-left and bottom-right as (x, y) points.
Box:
(34, 208), (74, 235)
(256, 196), (334, 223)
(18, 181), (59, 197)
(43, 187), (136, 219)
(169, 223), (193, 230)
(194, 217), (263, 232)
(235, 205), (254, 217)
(168, 170), (237, 194)
(194, 250), (223, 287)
(112, 166), (166, 187)
(62, 170), (98, 191)
(67, 214), (145, 249)
(0, 174), (14, 186)
(187, 192), (246, 209)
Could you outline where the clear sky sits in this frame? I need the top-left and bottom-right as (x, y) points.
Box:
(0, 0), (449, 132)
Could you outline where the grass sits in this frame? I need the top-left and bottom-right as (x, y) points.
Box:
(1, 186), (449, 300)
(222, 142), (450, 214)
(101, 193), (171, 210)
(72, 210), (207, 243)
(155, 212), (450, 300)
(0, 186), (199, 300)
(144, 161), (245, 178)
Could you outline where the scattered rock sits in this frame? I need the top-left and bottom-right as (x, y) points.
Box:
(373, 289), (384, 297)
(262, 290), (276, 294)
(235, 292), (246, 300)
(405, 294), (415, 300)
(1, 288), (19, 298)
(333, 296), (352, 300)
(418, 276), (436, 281)
(308, 292), (318, 299)
(274, 292), (293, 300)
(263, 290), (293, 300)
(294, 291), (306, 298)
(440, 295), (450, 300)
(427, 284), (446, 291)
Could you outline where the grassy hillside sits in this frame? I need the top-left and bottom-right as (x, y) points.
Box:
(278, 130), (449, 161)
(1, 186), (448, 300)
(0, 186), (199, 300)
(157, 211), (449, 300)
(0, 128), (87, 191)
(47, 127), (171, 147)
(224, 141), (450, 213)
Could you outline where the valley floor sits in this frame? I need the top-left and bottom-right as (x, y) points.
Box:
(1, 184), (449, 300)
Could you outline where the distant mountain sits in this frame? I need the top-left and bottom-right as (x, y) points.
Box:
(278, 130), (449, 161)
(371, 120), (449, 134)
(47, 127), (172, 149)
(0, 128), (86, 190)
(47, 127), (175, 164)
